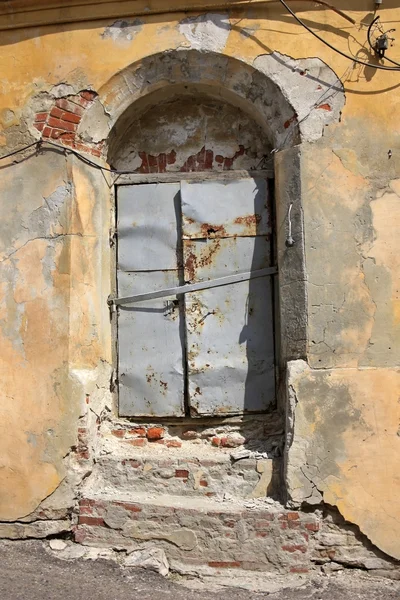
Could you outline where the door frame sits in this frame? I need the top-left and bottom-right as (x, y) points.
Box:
(110, 168), (279, 419)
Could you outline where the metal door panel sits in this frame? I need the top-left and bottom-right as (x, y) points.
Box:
(183, 236), (272, 282)
(118, 270), (185, 417)
(185, 275), (275, 416)
(181, 179), (271, 239)
(181, 178), (275, 416)
(117, 183), (180, 271)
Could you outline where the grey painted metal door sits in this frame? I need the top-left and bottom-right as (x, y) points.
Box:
(116, 178), (275, 417)
(181, 180), (275, 415)
(117, 183), (185, 417)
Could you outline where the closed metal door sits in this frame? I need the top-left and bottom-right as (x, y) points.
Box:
(116, 178), (275, 417)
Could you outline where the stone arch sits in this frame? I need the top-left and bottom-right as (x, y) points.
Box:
(78, 49), (344, 160)
(80, 48), (344, 393)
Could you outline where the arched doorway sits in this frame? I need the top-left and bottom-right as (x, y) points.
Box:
(110, 92), (276, 417)
(84, 49), (337, 420)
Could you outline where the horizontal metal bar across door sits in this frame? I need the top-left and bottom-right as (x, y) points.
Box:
(116, 178), (275, 418)
(110, 266), (278, 306)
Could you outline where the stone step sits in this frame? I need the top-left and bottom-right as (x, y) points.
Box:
(74, 491), (320, 575)
(83, 450), (281, 500)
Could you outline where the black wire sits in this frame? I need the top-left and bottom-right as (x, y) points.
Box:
(0, 140), (38, 161)
(0, 139), (137, 175)
(367, 16), (400, 68)
(278, 0), (400, 72)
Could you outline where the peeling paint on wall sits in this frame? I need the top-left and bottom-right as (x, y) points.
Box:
(179, 13), (230, 52)
(285, 360), (400, 560)
(101, 19), (143, 44)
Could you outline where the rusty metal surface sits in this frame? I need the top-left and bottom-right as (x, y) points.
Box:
(181, 179), (275, 416)
(117, 183), (180, 271)
(117, 178), (275, 418)
(118, 271), (185, 417)
(181, 179), (271, 239)
(117, 183), (184, 417)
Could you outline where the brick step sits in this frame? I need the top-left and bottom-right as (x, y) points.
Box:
(74, 492), (319, 575)
(83, 451), (280, 500)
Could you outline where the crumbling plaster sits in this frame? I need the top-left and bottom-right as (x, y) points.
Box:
(0, 3), (399, 566)
(285, 360), (400, 560)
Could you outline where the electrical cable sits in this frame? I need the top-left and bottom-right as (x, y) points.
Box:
(0, 138), (141, 175)
(277, 0), (400, 71)
(367, 16), (400, 68)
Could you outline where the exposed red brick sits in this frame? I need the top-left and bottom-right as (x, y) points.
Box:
(146, 427), (164, 441)
(43, 126), (52, 137)
(215, 154), (224, 164)
(281, 522), (288, 530)
(175, 469), (189, 478)
(287, 512), (300, 521)
(223, 145), (245, 170)
(127, 427), (146, 437)
(211, 437), (221, 447)
(157, 153), (167, 173)
(290, 567), (309, 574)
(72, 95), (93, 109)
(114, 502), (142, 513)
(77, 450), (90, 460)
(288, 521), (301, 529)
(89, 147), (102, 157)
(284, 115), (297, 129)
(47, 116), (77, 131)
(111, 429), (125, 438)
(79, 498), (97, 508)
(138, 151), (149, 173)
(305, 522), (320, 532)
(220, 435), (245, 448)
(50, 106), (64, 119)
(199, 479), (208, 487)
(34, 122), (45, 132)
(317, 103), (332, 111)
(148, 153), (158, 173)
(282, 544), (307, 554)
(256, 532), (268, 538)
(60, 111), (81, 124)
(166, 440), (182, 448)
(208, 562), (241, 569)
(78, 516), (105, 526)
(55, 98), (85, 116)
(51, 128), (71, 139)
(80, 90), (97, 102)
(58, 131), (75, 143)
(35, 112), (48, 122)
(128, 438), (147, 447)
(166, 150), (176, 165)
(204, 149), (213, 170)
(254, 519), (272, 530)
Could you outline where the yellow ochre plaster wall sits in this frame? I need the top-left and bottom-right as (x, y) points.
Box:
(0, 0), (399, 563)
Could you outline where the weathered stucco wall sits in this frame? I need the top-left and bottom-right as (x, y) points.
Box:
(0, 0), (400, 565)
(112, 95), (271, 171)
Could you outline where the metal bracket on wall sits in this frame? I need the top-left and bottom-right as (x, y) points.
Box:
(109, 266), (278, 307)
